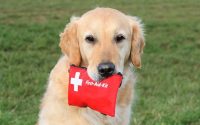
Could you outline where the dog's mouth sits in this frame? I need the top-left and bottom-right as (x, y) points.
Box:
(86, 62), (122, 81)
(87, 69), (119, 82)
(87, 71), (103, 81)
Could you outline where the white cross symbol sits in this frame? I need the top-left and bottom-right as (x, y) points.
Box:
(70, 72), (83, 92)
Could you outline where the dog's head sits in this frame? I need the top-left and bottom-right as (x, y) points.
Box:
(60, 8), (145, 81)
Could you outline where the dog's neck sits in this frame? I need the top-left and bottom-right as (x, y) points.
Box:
(119, 63), (134, 87)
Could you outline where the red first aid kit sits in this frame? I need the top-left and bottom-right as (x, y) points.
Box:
(68, 65), (123, 117)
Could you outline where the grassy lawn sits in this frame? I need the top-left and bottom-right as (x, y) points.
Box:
(0, 0), (200, 125)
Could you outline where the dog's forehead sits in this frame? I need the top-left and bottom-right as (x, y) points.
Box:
(78, 8), (130, 33)
(82, 8), (126, 18)
(80, 8), (128, 25)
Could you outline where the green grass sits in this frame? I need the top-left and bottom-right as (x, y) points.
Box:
(0, 0), (200, 125)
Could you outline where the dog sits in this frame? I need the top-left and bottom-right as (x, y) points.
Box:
(37, 7), (145, 125)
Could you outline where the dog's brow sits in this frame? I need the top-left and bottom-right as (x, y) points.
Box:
(115, 30), (127, 38)
(84, 32), (95, 36)
(115, 30), (126, 35)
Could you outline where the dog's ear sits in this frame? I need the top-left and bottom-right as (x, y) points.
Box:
(128, 16), (145, 68)
(59, 16), (81, 66)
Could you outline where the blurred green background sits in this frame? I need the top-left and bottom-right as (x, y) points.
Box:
(0, 0), (200, 125)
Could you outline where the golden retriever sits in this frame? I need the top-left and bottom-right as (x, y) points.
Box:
(37, 7), (145, 125)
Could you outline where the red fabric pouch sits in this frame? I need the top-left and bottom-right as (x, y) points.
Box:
(68, 65), (123, 117)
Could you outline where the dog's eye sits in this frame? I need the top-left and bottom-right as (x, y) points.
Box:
(115, 34), (125, 43)
(85, 35), (96, 44)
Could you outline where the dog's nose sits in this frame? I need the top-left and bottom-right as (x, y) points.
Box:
(98, 62), (115, 77)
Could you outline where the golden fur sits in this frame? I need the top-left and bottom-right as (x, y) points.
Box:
(37, 8), (145, 125)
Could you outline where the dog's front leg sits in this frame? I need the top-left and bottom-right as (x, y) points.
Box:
(37, 79), (69, 125)
(38, 80), (90, 125)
